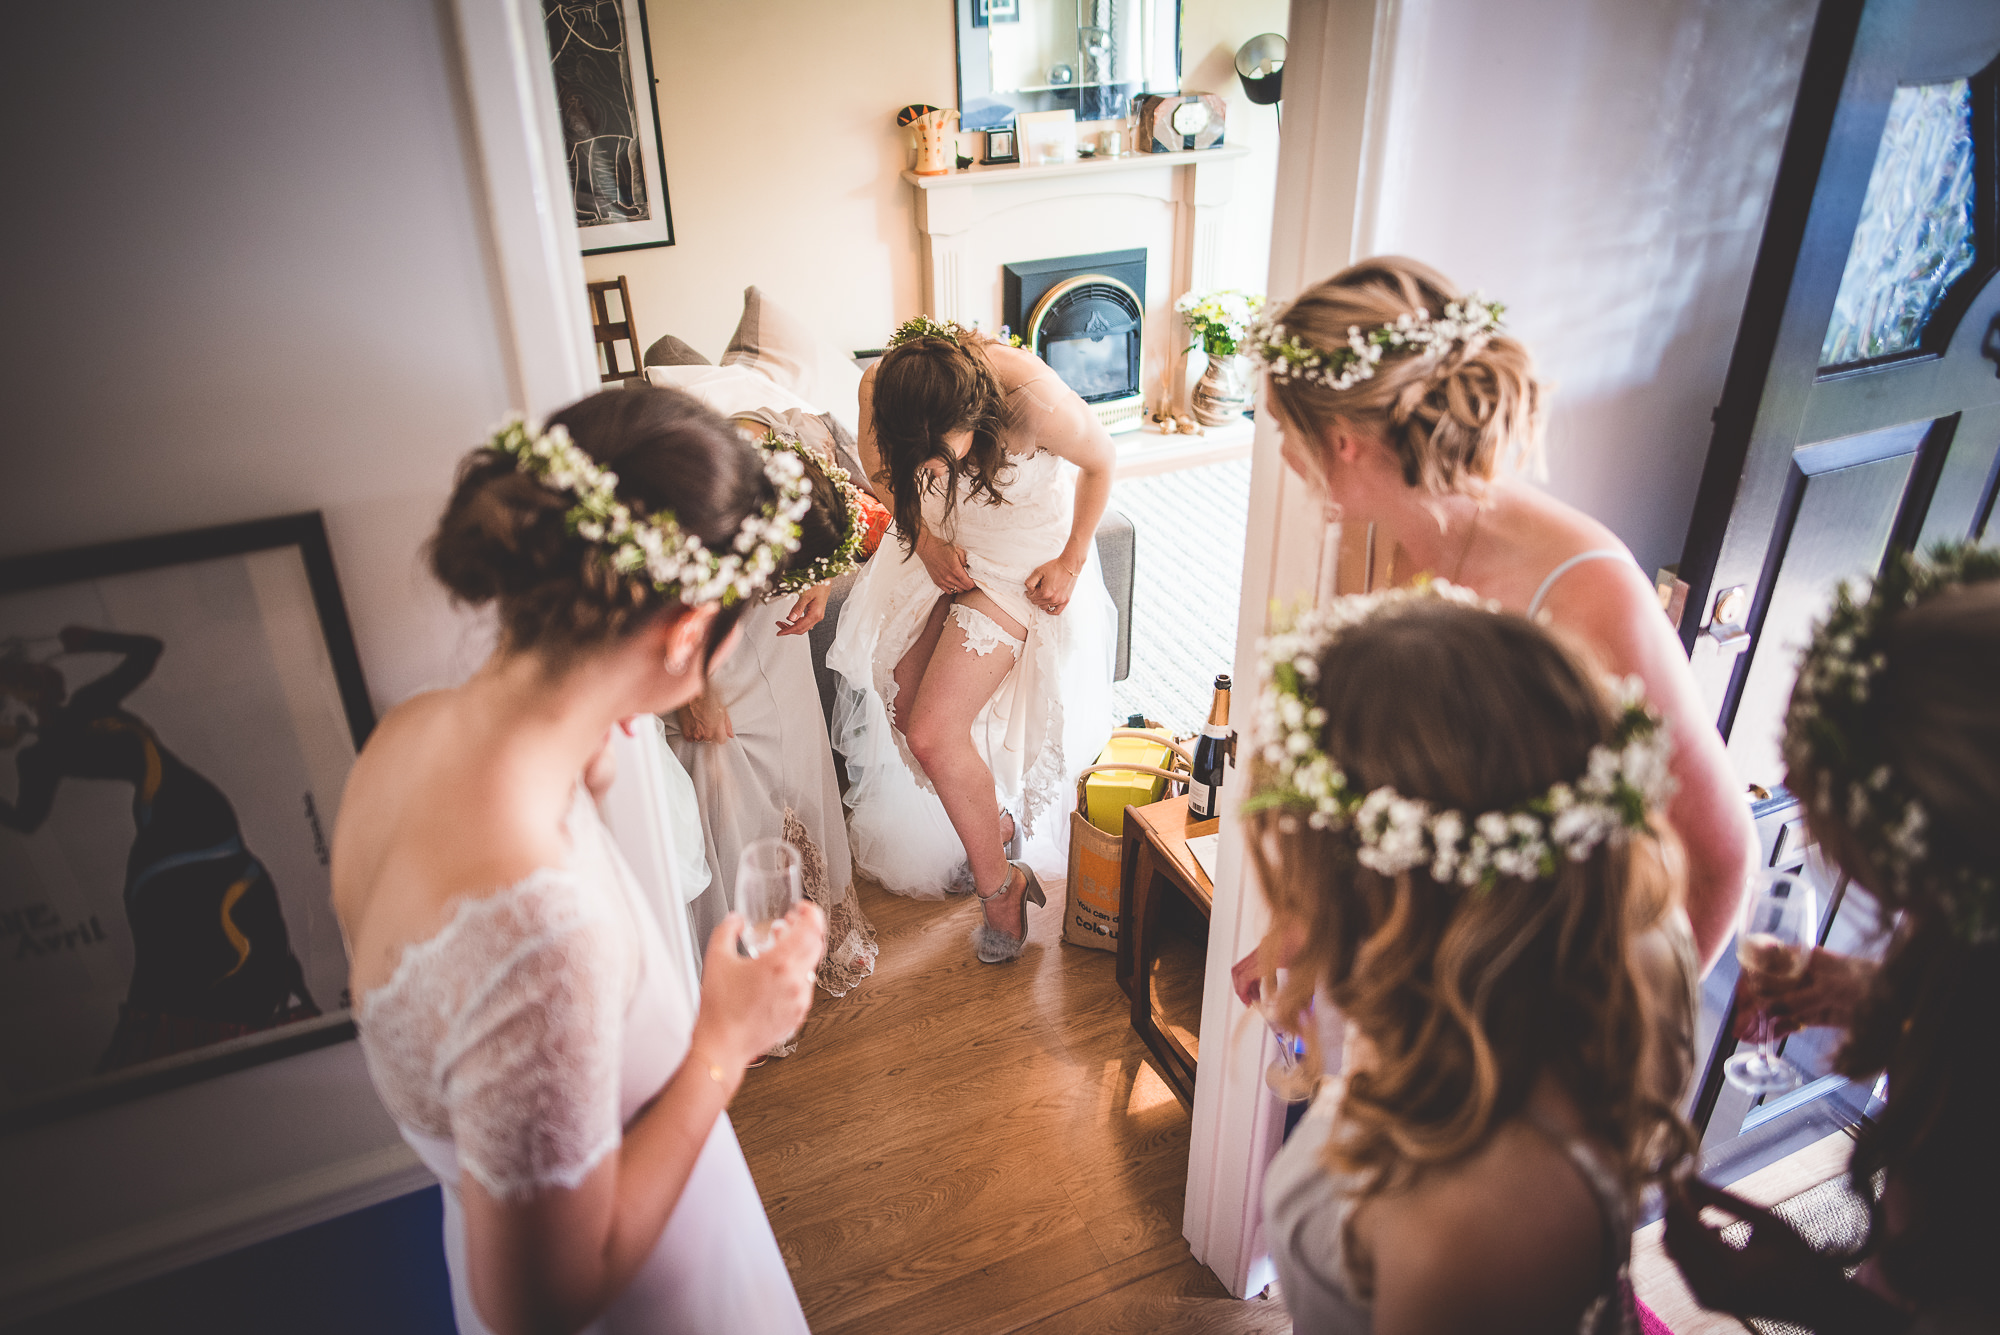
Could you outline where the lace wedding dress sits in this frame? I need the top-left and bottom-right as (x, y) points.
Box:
(353, 790), (809, 1335)
(663, 602), (879, 1001)
(826, 378), (1116, 897)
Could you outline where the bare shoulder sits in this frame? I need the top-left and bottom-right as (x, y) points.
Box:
(333, 692), (571, 990)
(981, 340), (1047, 385)
(1366, 1121), (1605, 1334)
(1491, 478), (1626, 555)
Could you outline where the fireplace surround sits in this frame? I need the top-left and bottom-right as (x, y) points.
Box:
(900, 146), (1250, 422)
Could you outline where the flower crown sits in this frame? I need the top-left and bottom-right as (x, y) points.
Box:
(1784, 542), (2000, 943)
(754, 430), (869, 594)
(1243, 581), (1675, 887)
(1251, 294), (1507, 393)
(887, 315), (968, 349)
(487, 415), (811, 608)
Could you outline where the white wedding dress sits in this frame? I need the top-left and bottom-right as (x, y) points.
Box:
(826, 379), (1116, 898)
(664, 603), (879, 1000)
(353, 790), (808, 1335)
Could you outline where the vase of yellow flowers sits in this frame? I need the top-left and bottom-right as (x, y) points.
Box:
(1176, 288), (1264, 426)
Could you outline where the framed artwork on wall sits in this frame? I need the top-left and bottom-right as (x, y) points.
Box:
(0, 514), (374, 1130)
(545, 0), (675, 254)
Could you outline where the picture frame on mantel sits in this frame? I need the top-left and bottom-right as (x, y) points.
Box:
(545, 0), (675, 254)
(0, 513), (375, 1132)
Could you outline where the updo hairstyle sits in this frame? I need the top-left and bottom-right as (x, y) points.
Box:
(870, 332), (1013, 550)
(1264, 256), (1546, 494)
(428, 386), (771, 660)
(1246, 602), (1689, 1213)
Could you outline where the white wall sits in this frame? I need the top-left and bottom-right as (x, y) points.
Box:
(585, 0), (1286, 364)
(0, 0), (514, 709)
(1360, 0), (1818, 573)
(0, 0), (547, 1313)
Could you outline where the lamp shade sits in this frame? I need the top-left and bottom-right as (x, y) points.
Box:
(1234, 34), (1286, 106)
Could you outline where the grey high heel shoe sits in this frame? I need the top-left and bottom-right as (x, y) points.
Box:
(947, 809), (1023, 896)
(972, 860), (1046, 964)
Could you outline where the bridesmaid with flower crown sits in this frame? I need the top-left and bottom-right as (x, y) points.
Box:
(333, 388), (823, 1335)
(1234, 258), (1754, 1020)
(663, 406), (881, 1007)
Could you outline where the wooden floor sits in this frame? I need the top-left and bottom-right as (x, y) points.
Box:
(731, 876), (1291, 1335)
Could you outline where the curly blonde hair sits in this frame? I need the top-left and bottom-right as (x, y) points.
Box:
(1246, 601), (1691, 1279)
(1262, 256), (1546, 494)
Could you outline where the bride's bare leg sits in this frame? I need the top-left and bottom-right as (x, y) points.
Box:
(903, 591), (1028, 918)
(889, 595), (953, 735)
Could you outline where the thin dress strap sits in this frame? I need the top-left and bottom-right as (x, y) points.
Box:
(1526, 549), (1631, 619)
(1520, 1112), (1638, 1335)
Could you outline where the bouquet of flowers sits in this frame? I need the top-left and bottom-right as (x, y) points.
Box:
(1175, 288), (1265, 358)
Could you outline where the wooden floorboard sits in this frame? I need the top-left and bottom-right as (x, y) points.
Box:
(733, 875), (1286, 1334)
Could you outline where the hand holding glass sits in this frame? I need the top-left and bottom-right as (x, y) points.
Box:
(1725, 871), (1818, 1095)
(736, 838), (802, 958)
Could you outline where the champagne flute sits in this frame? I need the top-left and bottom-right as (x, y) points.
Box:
(1258, 983), (1317, 1102)
(1724, 871), (1819, 1095)
(736, 837), (801, 958)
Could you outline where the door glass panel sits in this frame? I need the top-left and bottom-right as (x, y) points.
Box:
(1820, 79), (1976, 367)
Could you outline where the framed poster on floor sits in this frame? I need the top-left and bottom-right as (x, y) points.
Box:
(0, 513), (373, 1129)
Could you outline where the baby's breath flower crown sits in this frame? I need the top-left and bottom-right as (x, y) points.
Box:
(487, 414), (810, 609)
(754, 430), (868, 595)
(1242, 580), (1675, 888)
(1783, 542), (2000, 943)
(887, 315), (968, 349)
(1251, 294), (1507, 393)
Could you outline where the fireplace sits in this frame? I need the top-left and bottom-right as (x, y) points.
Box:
(1003, 248), (1146, 433)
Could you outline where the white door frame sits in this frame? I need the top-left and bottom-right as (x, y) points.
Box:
(1181, 0), (1404, 1297)
(448, 0), (599, 417)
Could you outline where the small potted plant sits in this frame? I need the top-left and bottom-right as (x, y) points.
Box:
(1175, 288), (1264, 426)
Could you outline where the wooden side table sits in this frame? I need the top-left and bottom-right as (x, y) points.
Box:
(1117, 795), (1216, 1105)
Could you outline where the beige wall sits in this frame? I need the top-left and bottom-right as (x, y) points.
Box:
(587, 0), (1287, 372)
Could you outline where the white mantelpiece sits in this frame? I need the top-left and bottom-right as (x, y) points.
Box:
(904, 144), (1250, 413)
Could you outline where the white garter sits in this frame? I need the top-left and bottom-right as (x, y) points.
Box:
(950, 602), (1024, 659)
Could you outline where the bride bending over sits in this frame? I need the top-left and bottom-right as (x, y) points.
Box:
(333, 388), (824, 1334)
(827, 317), (1116, 963)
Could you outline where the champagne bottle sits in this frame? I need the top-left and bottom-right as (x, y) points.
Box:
(1188, 674), (1233, 821)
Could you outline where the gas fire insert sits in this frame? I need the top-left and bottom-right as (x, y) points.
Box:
(1003, 248), (1146, 433)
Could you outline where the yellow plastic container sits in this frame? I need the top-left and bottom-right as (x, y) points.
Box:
(1083, 726), (1177, 836)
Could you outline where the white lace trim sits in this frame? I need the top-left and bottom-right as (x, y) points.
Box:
(354, 867), (632, 1202)
(950, 602), (1024, 659)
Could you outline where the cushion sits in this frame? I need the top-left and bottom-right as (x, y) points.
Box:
(642, 334), (710, 367)
(643, 363), (824, 419)
(719, 286), (864, 438)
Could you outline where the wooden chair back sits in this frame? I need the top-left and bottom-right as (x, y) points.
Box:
(587, 276), (642, 384)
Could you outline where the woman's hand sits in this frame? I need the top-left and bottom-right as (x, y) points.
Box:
(676, 687), (733, 743)
(1232, 918), (1310, 1007)
(1663, 1177), (1902, 1334)
(1024, 557), (1080, 614)
(1733, 947), (1875, 1041)
(775, 583), (831, 637)
(692, 904), (826, 1070)
(1231, 948), (1265, 1007)
(916, 529), (976, 594)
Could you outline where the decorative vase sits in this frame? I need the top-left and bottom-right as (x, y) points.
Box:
(1191, 351), (1249, 426)
(911, 108), (959, 176)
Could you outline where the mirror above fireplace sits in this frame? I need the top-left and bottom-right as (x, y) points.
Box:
(954, 0), (1181, 131)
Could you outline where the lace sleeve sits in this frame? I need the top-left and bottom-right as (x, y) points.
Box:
(432, 882), (628, 1201)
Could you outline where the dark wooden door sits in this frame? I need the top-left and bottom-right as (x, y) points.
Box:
(1675, 0), (2000, 1156)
